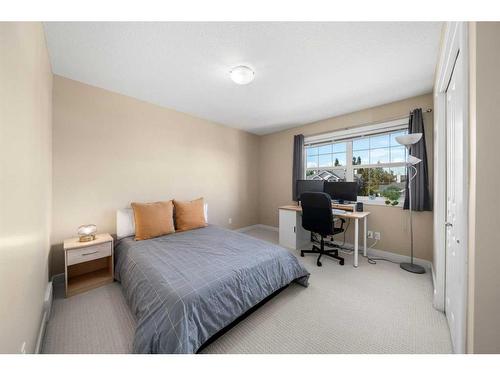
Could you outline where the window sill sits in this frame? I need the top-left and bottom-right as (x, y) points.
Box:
(358, 198), (404, 208)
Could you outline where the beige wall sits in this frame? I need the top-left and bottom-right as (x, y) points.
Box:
(467, 21), (500, 354)
(0, 23), (52, 353)
(258, 94), (434, 261)
(50, 76), (260, 275)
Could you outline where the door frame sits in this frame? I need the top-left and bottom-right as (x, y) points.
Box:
(433, 22), (469, 353)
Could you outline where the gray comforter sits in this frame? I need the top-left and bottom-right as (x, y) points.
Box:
(114, 225), (309, 354)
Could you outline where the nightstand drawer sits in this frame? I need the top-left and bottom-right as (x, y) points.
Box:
(67, 242), (112, 266)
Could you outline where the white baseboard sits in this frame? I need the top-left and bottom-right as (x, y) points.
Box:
(235, 224), (278, 233)
(256, 224), (278, 232)
(329, 240), (432, 271)
(235, 224), (432, 272)
(366, 247), (432, 271)
(234, 224), (259, 232)
(301, 237), (432, 272)
(35, 281), (53, 354)
(236, 224), (434, 272)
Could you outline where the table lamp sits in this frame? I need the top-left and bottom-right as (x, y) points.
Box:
(78, 224), (97, 242)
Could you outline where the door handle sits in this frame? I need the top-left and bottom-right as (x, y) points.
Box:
(445, 222), (453, 227)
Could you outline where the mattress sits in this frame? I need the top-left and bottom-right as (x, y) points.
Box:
(114, 225), (309, 353)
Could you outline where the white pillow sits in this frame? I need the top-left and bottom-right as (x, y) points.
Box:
(116, 203), (208, 239)
(116, 208), (135, 240)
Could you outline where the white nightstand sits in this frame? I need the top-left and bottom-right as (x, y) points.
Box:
(63, 233), (114, 297)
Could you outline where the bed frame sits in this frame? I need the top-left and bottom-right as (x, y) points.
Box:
(197, 284), (290, 353)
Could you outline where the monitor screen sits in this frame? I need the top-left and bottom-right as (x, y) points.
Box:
(324, 181), (358, 203)
(295, 179), (325, 201)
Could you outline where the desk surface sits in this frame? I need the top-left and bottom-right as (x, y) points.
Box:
(279, 205), (370, 219)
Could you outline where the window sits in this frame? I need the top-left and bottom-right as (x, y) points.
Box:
(306, 141), (348, 182)
(304, 120), (408, 204)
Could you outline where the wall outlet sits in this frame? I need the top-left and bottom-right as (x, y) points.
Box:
(367, 230), (373, 239)
(228, 217), (232, 224)
(20, 341), (26, 354)
(374, 232), (381, 240)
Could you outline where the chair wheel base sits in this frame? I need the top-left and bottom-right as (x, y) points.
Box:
(301, 239), (345, 267)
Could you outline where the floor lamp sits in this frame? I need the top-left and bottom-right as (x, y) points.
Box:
(395, 133), (426, 274)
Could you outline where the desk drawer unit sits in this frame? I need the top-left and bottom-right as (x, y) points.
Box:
(67, 242), (112, 266)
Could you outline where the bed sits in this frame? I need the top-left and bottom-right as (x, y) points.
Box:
(114, 224), (310, 354)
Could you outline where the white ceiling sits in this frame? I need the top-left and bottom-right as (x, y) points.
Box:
(44, 22), (442, 135)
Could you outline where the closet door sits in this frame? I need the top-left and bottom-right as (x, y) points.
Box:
(445, 50), (467, 354)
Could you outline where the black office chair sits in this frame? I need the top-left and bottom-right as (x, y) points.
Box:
(300, 192), (345, 267)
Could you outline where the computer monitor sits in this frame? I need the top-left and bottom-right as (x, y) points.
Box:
(295, 179), (325, 201)
(324, 181), (359, 203)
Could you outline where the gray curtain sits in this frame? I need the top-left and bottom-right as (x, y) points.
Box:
(292, 134), (305, 201)
(403, 109), (431, 211)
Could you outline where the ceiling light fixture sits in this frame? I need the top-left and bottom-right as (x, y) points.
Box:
(230, 65), (255, 85)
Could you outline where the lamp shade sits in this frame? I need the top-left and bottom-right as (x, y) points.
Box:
(78, 224), (97, 242)
(395, 133), (422, 146)
(408, 155), (422, 165)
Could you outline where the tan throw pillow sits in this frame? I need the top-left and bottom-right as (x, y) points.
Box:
(173, 197), (208, 232)
(131, 200), (175, 241)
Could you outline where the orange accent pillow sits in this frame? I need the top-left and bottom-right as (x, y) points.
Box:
(131, 200), (175, 240)
(173, 198), (208, 232)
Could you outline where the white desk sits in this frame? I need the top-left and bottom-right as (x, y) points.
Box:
(278, 205), (370, 268)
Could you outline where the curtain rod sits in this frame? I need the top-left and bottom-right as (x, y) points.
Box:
(305, 115), (408, 139)
(302, 108), (433, 140)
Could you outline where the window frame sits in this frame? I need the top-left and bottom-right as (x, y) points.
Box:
(303, 118), (409, 206)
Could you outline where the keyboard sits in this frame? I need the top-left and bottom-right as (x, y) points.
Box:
(332, 209), (346, 215)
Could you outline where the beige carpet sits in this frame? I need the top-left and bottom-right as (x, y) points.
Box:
(42, 227), (452, 354)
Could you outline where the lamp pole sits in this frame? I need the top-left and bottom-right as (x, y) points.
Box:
(409, 165), (414, 264)
(395, 132), (425, 274)
(400, 160), (425, 274)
